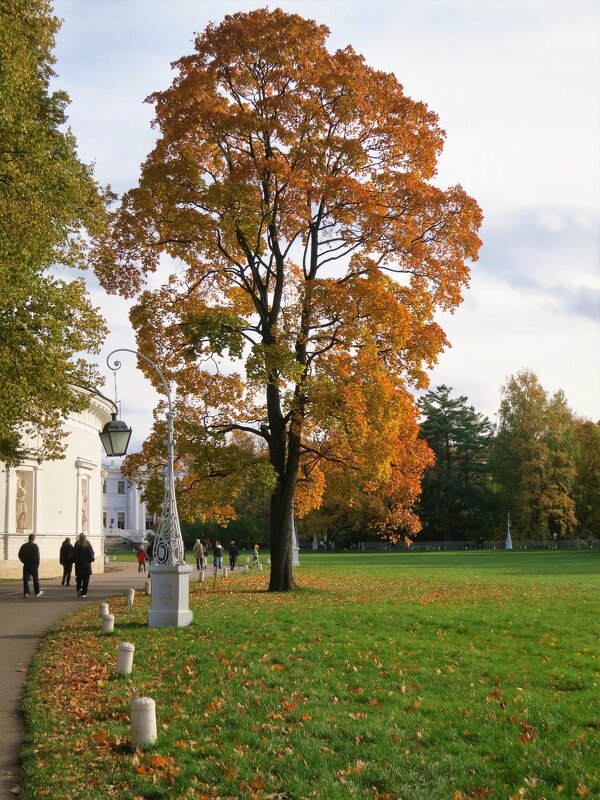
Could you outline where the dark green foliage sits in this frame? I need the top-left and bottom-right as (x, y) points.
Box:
(417, 385), (498, 541)
(179, 307), (248, 360)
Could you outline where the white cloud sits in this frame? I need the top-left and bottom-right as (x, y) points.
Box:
(574, 214), (593, 230)
(536, 212), (564, 233)
(50, 0), (600, 432)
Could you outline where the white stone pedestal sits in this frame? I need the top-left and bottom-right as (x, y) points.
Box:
(147, 564), (193, 628)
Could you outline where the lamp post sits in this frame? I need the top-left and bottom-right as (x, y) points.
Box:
(102, 348), (193, 628)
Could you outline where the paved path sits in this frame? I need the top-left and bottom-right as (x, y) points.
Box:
(0, 563), (149, 800)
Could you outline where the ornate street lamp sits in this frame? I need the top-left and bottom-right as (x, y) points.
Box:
(99, 413), (132, 457)
(105, 348), (193, 628)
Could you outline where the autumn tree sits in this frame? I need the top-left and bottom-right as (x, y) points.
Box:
(417, 385), (497, 542)
(299, 409), (434, 548)
(492, 370), (577, 540)
(0, 0), (108, 464)
(572, 419), (600, 537)
(94, 9), (482, 590)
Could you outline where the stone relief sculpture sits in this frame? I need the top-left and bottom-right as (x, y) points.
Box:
(16, 477), (28, 532)
(81, 481), (89, 534)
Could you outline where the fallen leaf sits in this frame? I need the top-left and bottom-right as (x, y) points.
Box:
(251, 774), (265, 790)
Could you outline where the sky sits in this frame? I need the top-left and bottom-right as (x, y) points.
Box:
(50, 0), (600, 447)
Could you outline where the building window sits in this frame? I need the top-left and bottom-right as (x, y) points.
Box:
(117, 481), (125, 495)
(117, 512), (125, 530)
(103, 512), (107, 528)
(103, 480), (107, 494)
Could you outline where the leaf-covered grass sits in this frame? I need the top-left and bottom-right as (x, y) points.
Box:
(21, 551), (599, 799)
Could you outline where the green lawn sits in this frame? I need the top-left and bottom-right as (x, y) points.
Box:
(21, 551), (599, 799)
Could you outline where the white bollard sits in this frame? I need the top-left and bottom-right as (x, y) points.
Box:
(104, 554), (110, 565)
(127, 588), (135, 608)
(258, 563), (263, 571)
(101, 614), (114, 635)
(223, 567), (228, 578)
(244, 564), (249, 573)
(100, 602), (109, 619)
(199, 570), (205, 583)
(144, 579), (151, 596)
(131, 697), (157, 748)
(116, 641), (135, 675)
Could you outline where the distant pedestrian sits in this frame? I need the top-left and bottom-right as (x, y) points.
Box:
(228, 540), (239, 570)
(214, 540), (224, 569)
(193, 538), (205, 571)
(59, 537), (74, 586)
(18, 533), (43, 597)
(136, 545), (148, 573)
(73, 533), (95, 597)
(252, 544), (260, 568)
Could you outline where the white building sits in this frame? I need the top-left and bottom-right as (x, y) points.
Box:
(102, 458), (154, 546)
(0, 391), (114, 579)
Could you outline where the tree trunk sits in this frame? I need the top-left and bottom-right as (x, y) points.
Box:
(264, 364), (301, 591)
(267, 422), (299, 591)
(269, 485), (295, 591)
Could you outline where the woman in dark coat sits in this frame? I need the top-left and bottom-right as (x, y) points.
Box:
(72, 533), (95, 597)
(59, 537), (74, 586)
(228, 540), (239, 570)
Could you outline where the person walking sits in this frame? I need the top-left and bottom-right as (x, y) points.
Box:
(59, 537), (74, 586)
(228, 540), (239, 570)
(251, 544), (260, 569)
(18, 533), (43, 597)
(136, 545), (148, 573)
(213, 540), (224, 570)
(72, 533), (95, 597)
(193, 538), (205, 571)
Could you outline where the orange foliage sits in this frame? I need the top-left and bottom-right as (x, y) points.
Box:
(92, 9), (482, 587)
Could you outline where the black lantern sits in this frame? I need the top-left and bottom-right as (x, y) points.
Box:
(99, 413), (132, 457)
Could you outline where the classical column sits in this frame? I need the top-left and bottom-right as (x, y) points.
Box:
(2, 467), (15, 560)
(32, 466), (39, 534)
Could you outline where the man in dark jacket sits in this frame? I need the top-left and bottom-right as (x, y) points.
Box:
(18, 533), (43, 598)
(59, 537), (74, 586)
(72, 533), (95, 597)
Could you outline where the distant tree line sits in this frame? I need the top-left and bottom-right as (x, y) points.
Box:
(416, 372), (599, 542)
(173, 369), (599, 548)
(298, 370), (599, 546)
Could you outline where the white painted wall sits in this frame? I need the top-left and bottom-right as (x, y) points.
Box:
(0, 391), (113, 578)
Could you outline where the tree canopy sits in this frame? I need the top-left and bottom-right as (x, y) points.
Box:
(493, 370), (578, 540)
(572, 419), (600, 537)
(417, 385), (497, 541)
(94, 8), (482, 589)
(0, 0), (108, 464)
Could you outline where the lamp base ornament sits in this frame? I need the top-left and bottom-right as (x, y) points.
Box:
(147, 564), (193, 628)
